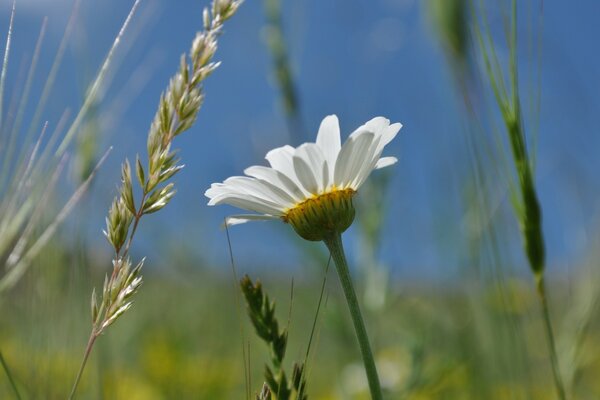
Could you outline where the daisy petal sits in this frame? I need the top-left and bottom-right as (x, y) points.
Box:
(265, 145), (309, 196)
(375, 156), (398, 169)
(351, 135), (382, 188)
(375, 122), (402, 153)
(364, 116), (390, 133)
(334, 130), (375, 189)
(225, 214), (280, 226)
(350, 117), (389, 139)
(294, 143), (328, 193)
(316, 115), (341, 181)
(333, 136), (356, 187)
(222, 176), (294, 207)
(244, 165), (304, 201)
(265, 145), (294, 176)
(293, 153), (319, 194)
(209, 192), (284, 215)
(352, 122), (402, 187)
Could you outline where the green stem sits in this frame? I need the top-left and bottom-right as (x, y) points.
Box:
(324, 233), (383, 400)
(68, 330), (98, 400)
(0, 351), (22, 400)
(535, 273), (566, 400)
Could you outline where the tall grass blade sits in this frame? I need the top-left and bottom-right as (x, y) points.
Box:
(225, 221), (251, 400)
(0, 148), (112, 293)
(0, 18), (47, 183)
(0, 0), (15, 130)
(24, 0), (79, 146)
(263, 0), (304, 142)
(0, 351), (22, 400)
(56, 0), (141, 156)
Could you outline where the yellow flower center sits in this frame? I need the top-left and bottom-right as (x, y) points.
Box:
(282, 188), (356, 241)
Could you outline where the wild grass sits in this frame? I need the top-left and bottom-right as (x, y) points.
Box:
(68, 0), (242, 397)
(0, 0), (134, 294)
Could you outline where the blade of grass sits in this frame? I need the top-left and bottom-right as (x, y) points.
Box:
(296, 255), (331, 400)
(0, 147), (112, 292)
(263, 0), (304, 142)
(0, 350), (22, 400)
(0, 122), (49, 251)
(0, 138), (64, 266)
(0, 17), (48, 184)
(24, 0), (79, 145)
(0, 0), (15, 130)
(56, 0), (141, 156)
(225, 221), (251, 400)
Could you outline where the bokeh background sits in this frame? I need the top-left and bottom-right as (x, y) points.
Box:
(1, 0), (600, 398)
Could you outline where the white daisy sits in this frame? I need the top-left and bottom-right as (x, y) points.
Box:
(205, 115), (401, 241)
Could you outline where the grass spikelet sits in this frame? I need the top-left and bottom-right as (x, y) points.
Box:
(241, 275), (308, 400)
(471, 1), (566, 398)
(68, 1), (243, 398)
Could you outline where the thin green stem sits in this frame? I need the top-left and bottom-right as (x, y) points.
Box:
(535, 273), (566, 400)
(68, 330), (98, 400)
(0, 351), (22, 400)
(324, 233), (382, 400)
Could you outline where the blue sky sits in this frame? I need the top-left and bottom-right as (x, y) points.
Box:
(2, 0), (599, 279)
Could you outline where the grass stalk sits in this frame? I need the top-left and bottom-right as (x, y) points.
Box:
(536, 273), (566, 400)
(472, 0), (567, 397)
(0, 0), (15, 129)
(263, 0), (304, 142)
(224, 222), (251, 400)
(68, 332), (98, 400)
(0, 149), (111, 292)
(0, 351), (22, 400)
(24, 0), (79, 149)
(0, 17), (47, 181)
(56, 0), (141, 156)
(323, 233), (382, 400)
(68, 1), (243, 397)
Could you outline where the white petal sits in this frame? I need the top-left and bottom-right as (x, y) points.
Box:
(334, 136), (356, 187)
(315, 115), (341, 182)
(206, 178), (287, 211)
(375, 156), (397, 169)
(209, 192), (284, 215)
(205, 183), (242, 200)
(334, 131), (375, 189)
(265, 145), (295, 177)
(293, 154), (319, 195)
(265, 145), (310, 197)
(223, 176), (295, 207)
(351, 134), (382, 189)
(294, 143), (328, 193)
(364, 116), (390, 132)
(244, 165), (304, 201)
(375, 122), (402, 154)
(350, 117), (389, 139)
(225, 214), (280, 226)
(350, 120), (402, 187)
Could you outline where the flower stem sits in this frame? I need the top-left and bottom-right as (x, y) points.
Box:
(535, 273), (566, 400)
(324, 233), (382, 400)
(68, 330), (98, 400)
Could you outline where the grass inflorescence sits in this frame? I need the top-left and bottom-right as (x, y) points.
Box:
(241, 275), (307, 400)
(68, 1), (243, 397)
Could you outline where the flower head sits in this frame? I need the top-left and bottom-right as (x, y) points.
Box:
(205, 115), (401, 241)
